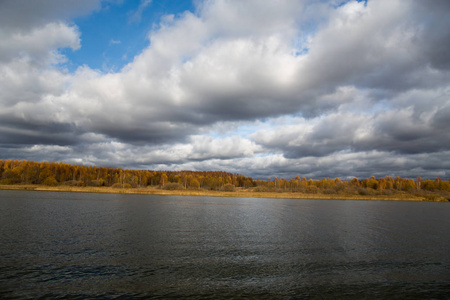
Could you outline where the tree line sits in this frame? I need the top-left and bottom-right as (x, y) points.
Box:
(0, 159), (245, 190)
(0, 159), (449, 197)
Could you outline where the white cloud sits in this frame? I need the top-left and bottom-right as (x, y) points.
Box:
(128, 0), (153, 24)
(0, 22), (80, 64)
(189, 135), (261, 159)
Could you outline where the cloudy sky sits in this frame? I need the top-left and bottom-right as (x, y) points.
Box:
(1, 0), (449, 179)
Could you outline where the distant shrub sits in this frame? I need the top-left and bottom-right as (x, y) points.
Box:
(358, 187), (377, 195)
(0, 178), (15, 185)
(112, 183), (132, 188)
(334, 184), (347, 193)
(64, 180), (84, 186)
(63, 180), (81, 186)
(189, 179), (200, 189)
(381, 189), (393, 196)
(252, 186), (277, 192)
(43, 176), (58, 186)
(201, 185), (212, 190)
(323, 188), (337, 195)
(423, 194), (448, 202)
(253, 186), (266, 192)
(87, 179), (104, 187)
(305, 186), (319, 194)
(221, 183), (236, 192)
(163, 183), (184, 190)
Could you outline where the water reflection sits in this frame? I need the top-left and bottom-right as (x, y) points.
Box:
(0, 191), (449, 299)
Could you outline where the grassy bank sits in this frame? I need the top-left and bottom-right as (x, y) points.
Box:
(1, 184), (446, 202)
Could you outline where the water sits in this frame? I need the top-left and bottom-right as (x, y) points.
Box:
(0, 190), (449, 299)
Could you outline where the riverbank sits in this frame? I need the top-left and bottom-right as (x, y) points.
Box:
(1, 184), (447, 201)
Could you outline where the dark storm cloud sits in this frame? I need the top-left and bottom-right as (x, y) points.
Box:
(414, 0), (450, 71)
(236, 151), (450, 180)
(91, 122), (194, 145)
(432, 105), (450, 128)
(0, 145), (73, 164)
(0, 117), (82, 146)
(253, 102), (450, 161)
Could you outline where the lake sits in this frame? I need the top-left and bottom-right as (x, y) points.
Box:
(0, 190), (449, 299)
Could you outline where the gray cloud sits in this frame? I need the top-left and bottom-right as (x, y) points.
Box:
(227, 151), (450, 180)
(252, 92), (450, 160)
(0, 0), (102, 30)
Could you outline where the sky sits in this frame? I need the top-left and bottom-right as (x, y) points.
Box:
(0, 0), (449, 180)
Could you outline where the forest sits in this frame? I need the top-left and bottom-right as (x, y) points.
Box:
(0, 159), (449, 201)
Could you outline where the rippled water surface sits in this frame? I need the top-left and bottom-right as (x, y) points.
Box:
(0, 190), (449, 299)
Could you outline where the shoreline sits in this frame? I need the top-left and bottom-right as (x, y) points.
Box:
(0, 184), (444, 202)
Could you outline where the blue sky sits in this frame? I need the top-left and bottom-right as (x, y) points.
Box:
(64, 0), (195, 72)
(0, 0), (449, 179)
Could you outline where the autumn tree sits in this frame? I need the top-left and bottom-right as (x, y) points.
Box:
(160, 173), (168, 186)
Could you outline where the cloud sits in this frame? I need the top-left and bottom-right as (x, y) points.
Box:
(109, 39), (121, 45)
(128, 0), (152, 24)
(251, 85), (450, 158)
(1, 0), (450, 179)
(0, 22), (80, 64)
(0, 0), (103, 30)
(0, 134), (261, 171)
